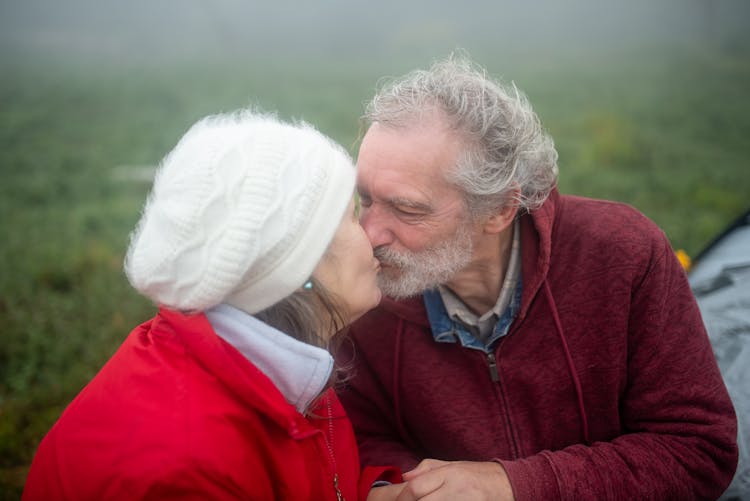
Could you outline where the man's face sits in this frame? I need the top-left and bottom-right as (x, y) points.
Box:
(356, 120), (475, 298)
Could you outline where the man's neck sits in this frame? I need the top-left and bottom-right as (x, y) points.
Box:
(444, 223), (514, 315)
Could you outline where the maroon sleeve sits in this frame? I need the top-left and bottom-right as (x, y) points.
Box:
(499, 230), (738, 500)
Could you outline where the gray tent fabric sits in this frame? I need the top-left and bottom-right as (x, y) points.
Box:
(689, 209), (750, 500)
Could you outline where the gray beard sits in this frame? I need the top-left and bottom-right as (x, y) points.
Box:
(374, 223), (473, 299)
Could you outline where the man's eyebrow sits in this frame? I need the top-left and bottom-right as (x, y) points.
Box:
(357, 187), (434, 213)
(387, 196), (433, 213)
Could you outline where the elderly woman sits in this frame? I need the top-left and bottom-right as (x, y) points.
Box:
(23, 110), (401, 500)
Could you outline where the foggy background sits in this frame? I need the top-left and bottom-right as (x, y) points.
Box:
(1, 0), (748, 68)
(1, 1), (749, 498)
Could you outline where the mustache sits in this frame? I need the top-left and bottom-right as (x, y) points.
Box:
(373, 246), (389, 260)
(373, 246), (408, 267)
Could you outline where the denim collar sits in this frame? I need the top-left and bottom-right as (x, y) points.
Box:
(423, 277), (522, 353)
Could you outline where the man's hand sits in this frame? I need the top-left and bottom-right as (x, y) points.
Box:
(396, 459), (514, 501)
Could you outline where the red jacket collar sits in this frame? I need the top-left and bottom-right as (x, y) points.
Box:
(153, 308), (319, 438)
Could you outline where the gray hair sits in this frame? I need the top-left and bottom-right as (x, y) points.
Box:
(254, 276), (346, 350)
(364, 53), (559, 217)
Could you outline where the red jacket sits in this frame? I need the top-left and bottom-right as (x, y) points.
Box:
(336, 191), (738, 500)
(24, 308), (398, 500)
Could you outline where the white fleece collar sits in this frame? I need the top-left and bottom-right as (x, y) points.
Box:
(205, 303), (333, 414)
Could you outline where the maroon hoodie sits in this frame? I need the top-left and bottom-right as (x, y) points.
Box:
(336, 191), (737, 500)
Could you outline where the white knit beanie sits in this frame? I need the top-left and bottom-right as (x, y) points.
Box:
(124, 110), (355, 313)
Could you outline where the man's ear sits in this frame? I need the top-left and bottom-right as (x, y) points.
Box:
(483, 204), (518, 234)
(482, 188), (520, 234)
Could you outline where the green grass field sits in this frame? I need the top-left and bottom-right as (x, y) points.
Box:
(1, 48), (749, 497)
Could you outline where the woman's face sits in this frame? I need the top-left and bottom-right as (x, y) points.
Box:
(313, 198), (382, 326)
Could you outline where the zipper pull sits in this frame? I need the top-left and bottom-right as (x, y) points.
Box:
(487, 352), (499, 382)
(333, 473), (344, 501)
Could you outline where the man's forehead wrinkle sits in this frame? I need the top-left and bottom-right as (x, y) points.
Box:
(363, 161), (435, 199)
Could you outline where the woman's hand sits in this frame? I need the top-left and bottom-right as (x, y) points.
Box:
(366, 482), (408, 501)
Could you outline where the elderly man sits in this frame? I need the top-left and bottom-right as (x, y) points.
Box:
(336, 55), (738, 500)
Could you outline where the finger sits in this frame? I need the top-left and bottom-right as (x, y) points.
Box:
(402, 459), (448, 480)
(396, 470), (446, 501)
(413, 489), (455, 501)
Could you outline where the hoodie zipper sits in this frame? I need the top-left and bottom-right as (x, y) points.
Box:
(484, 349), (520, 458)
(325, 397), (345, 501)
(486, 352), (500, 382)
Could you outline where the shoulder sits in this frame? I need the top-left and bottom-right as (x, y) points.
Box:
(556, 194), (663, 238)
(542, 195), (678, 293)
(554, 194), (669, 257)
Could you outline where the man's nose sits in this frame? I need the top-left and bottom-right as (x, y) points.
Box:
(359, 205), (393, 249)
